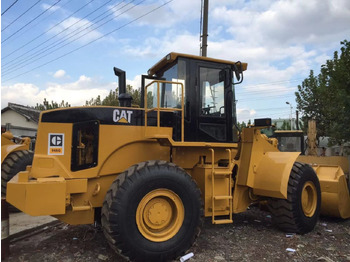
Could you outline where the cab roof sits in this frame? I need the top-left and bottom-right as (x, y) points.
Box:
(274, 130), (304, 133)
(147, 52), (248, 76)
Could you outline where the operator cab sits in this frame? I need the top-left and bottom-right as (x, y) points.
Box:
(271, 130), (306, 155)
(142, 53), (247, 143)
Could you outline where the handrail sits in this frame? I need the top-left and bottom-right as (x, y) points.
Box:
(144, 80), (185, 142)
(209, 148), (215, 224)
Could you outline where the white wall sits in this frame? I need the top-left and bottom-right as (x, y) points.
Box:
(1, 110), (38, 137)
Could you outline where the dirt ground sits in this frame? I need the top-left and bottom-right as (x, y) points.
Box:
(4, 207), (350, 262)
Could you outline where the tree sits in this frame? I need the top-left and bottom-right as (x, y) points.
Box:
(237, 121), (247, 130)
(35, 98), (70, 110)
(85, 95), (102, 106)
(280, 120), (291, 130)
(85, 85), (143, 107)
(295, 40), (350, 145)
(102, 90), (119, 106)
(127, 85), (141, 107)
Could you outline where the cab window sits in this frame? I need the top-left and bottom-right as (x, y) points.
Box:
(200, 67), (225, 117)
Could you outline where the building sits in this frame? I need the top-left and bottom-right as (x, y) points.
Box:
(1, 103), (40, 137)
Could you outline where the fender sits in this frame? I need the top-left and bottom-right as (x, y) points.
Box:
(252, 151), (300, 199)
(237, 127), (300, 200)
(1, 144), (30, 163)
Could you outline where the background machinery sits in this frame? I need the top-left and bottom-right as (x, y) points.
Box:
(6, 53), (349, 261)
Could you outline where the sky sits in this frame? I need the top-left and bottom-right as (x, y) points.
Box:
(1, 0), (350, 123)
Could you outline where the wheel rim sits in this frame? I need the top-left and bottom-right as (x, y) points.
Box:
(136, 189), (184, 242)
(301, 181), (317, 217)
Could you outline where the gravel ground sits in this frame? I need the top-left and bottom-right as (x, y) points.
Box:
(4, 207), (350, 262)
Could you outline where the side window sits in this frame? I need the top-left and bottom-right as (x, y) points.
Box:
(146, 62), (185, 109)
(200, 67), (225, 116)
(71, 121), (99, 171)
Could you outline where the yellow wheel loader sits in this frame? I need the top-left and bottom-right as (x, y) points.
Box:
(6, 53), (348, 261)
(1, 131), (33, 196)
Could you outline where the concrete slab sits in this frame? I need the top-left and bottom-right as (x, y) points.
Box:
(9, 212), (57, 235)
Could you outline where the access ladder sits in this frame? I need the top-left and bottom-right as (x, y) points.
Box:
(209, 148), (234, 224)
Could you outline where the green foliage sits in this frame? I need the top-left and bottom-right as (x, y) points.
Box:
(127, 85), (142, 107)
(85, 95), (102, 106)
(280, 120), (291, 130)
(102, 90), (119, 106)
(85, 85), (143, 107)
(295, 40), (350, 145)
(237, 121), (247, 130)
(35, 98), (70, 110)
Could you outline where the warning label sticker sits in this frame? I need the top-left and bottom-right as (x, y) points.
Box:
(48, 133), (64, 155)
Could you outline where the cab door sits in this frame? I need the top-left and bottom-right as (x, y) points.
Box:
(193, 63), (233, 142)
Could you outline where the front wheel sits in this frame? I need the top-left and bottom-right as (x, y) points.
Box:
(102, 160), (203, 262)
(269, 162), (321, 234)
(1, 150), (33, 196)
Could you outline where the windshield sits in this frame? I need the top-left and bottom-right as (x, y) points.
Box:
(277, 137), (302, 152)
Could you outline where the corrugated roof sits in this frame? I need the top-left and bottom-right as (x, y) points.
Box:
(1, 103), (40, 123)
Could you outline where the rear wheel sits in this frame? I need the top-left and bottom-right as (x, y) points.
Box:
(1, 150), (33, 196)
(102, 160), (203, 262)
(269, 162), (321, 234)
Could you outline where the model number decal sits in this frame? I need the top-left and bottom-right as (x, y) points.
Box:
(48, 133), (64, 155)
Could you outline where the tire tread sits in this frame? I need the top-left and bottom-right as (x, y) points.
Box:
(269, 162), (321, 234)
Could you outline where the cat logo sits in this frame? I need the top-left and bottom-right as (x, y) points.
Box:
(113, 109), (133, 124)
(48, 133), (64, 155)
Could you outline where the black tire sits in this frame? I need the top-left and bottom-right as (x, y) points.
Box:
(101, 160), (203, 262)
(269, 162), (321, 234)
(1, 150), (33, 196)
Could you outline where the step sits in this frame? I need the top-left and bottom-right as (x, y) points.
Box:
(213, 195), (232, 200)
(208, 207), (229, 212)
(213, 219), (233, 225)
(214, 169), (232, 176)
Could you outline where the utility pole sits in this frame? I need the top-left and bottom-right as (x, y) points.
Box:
(296, 110), (299, 130)
(286, 101), (293, 130)
(200, 0), (209, 57)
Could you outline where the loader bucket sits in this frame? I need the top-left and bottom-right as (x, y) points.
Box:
(312, 164), (350, 219)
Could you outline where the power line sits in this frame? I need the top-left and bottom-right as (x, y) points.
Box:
(237, 87), (297, 96)
(2, 0), (116, 70)
(238, 79), (303, 92)
(2, 0), (19, 16)
(249, 107), (290, 112)
(1, 0), (42, 32)
(2, 0), (94, 61)
(8, 0), (72, 44)
(238, 91), (295, 97)
(2, 0), (62, 43)
(3, 0), (174, 82)
(238, 93), (295, 102)
(242, 78), (303, 88)
(3, 1), (133, 76)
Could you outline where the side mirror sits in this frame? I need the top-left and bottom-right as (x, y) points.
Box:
(232, 62), (243, 84)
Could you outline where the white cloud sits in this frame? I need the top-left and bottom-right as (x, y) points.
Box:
(1, 83), (40, 108)
(110, 0), (200, 28)
(237, 108), (256, 122)
(49, 17), (103, 44)
(53, 69), (66, 78)
(42, 3), (60, 12)
(123, 32), (199, 58)
(1, 76), (116, 108)
(212, 0), (350, 47)
(126, 75), (142, 90)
